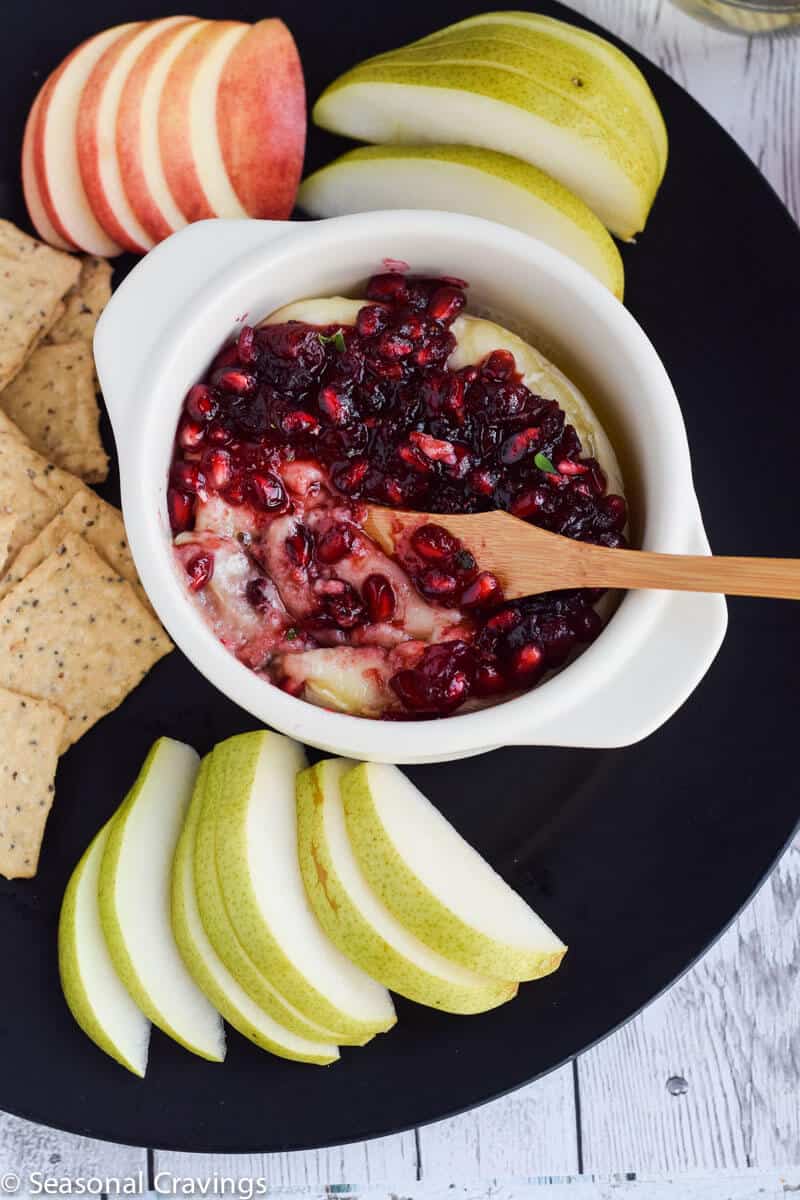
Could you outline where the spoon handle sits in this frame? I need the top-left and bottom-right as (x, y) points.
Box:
(574, 546), (800, 599)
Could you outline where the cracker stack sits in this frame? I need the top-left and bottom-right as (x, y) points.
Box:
(0, 223), (172, 882)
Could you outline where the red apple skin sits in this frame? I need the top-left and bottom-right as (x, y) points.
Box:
(158, 21), (247, 224)
(116, 16), (204, 245)
(77, 17), (190, 254)
(22, 89), (76, 250)
(216, 19), (306, 221)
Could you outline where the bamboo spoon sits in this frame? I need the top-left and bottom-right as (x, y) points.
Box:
(363, 506), (800, 600)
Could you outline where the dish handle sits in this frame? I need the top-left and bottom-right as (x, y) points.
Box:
(512, 501), (728, 749)
(94, 219), (294, 443)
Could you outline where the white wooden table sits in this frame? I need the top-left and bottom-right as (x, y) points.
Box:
(2, 4), (798, 1196)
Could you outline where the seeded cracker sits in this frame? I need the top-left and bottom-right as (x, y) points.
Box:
(0, 533), (171, 749)
(0, 407), (26, 443)
(0, 491), (151, 612)
(0, 226), (80, 391)
(46, 256), (112, 346)
(0, 512), (16, 575)
(0, 436), (84, 563)
(0, 687), (66, 879)
(0, 341), (108, 482)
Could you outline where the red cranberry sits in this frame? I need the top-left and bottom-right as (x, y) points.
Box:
(397, 441), (434, 474)
(202, 448), (233, 491)
(215, 368), (256, 395)
(282, 409), (320, 436)
(334, 458), (369, 493)
(500, 427), (542, 465)
(168, 488), (193, 534)
(411, 523), (460, 564)
(248, 471), (288, 512)
(376, 332), (414, 360)
(473, 662), (507, 696)
(508, 643), (545, 684)
(510, 486), (549, 519)
(486, 608), (521, 634)
(538, 617), (576, 665)
(366, 273), (408, 303)
(483, 350), (516, 380)
(461, 571), (504, 609)
(356, 305), (389, 337)
(390, 640), (474, 714)
(362, 574), (396, 622)
(286, 524), (313, 567)
(427, 286), (465, 324)
(557, 458), (588, 476)
(171, 461), (207, 499)
(185, 384), (217, 422)
(319, 385), (354, 426)
(246, 577), (272, 611)
(206, 420), (232, 446)
(178, 417), (205, 450)
(322, 581), (366, 629)
(469, 468), (497, 497)
(409, 431), (457, 465)
(186, 552), (214, 592)
(603, 494), (628, 530)
(316, 524), (354, 564)
(571, 606), (603, 642)
(418, 568), (458, 600)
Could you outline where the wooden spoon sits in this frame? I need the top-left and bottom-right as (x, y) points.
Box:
(363, 506), (800, 600)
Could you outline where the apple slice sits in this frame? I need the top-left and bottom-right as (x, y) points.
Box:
(216, 19), (306, 220)
(22, 92), (75, 250)
(29, 22), (137, 255)
(59, 822), (151, 1077)
(313, 50), (659, 238)
(298, 145), (624, 299)
(116, 17), (208, 244)
(77, 16), (191, 254)
(342, 764), (567, 981)
(173, 757), (339, 1065)
(212, 732), (397, 1043)
(98, 738), (226, 1062)
(159, 21), (250, 223)
(414, 11), (668, 181)
(194, 747), (343, 1044)
(298, 759), (518, 1014)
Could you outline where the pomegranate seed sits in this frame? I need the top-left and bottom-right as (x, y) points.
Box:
(409, 430), (457, 465)
(418, 568), (458, 599)
(483, 349), (516, 380)
(215, 368), (256, 395)
(411, 524), (459, 564)
(376, 332), (414, 359)
(511, 486), (550, 518)
(362, 573), (396, 622)
(178, 417), (205, 450)
(557, 458), (589, 476)
(384, 478), (406, 506)
(282, 409), (320, 436)
(427, 285), (465, 324)
(168, 488), (193, 534)
(318, 385), (353, 426)
(461, 571), (504, 608)
(603, 494), (628, 530)
(171, 461), (207, 499)
(539, 617), (576, 665)
(202, 448), (233, 490)
(356, 305), (388, 337)
(248, 471), (288, 512)
(508, 643), (545, 683)
(500, 427), (542, 464)
(322, 582), (365, 629)
(396, 315), (426, 341)
(185, 384), (217, 422)
(397, 442), (434, 473)
(587, 461), (607, 495)
(486, 608), (521, 633)
(366, 273), (408, 303)
(206, 420), (232, 445)
(469, 468), (497, 496)
(334, 458), (369, 493)
(316, 525), (354, 564)
(186, 552), (214, 591)
(237, 325), (256, 364)
(473, 662), (507, 696)
(285, 524), (313, 567)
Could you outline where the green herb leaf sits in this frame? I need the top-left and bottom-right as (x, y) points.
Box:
(285, 627), (298, 641)
(534, 452), (557, 474)
(318, 329), (346, 353)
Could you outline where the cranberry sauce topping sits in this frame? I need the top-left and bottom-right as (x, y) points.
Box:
(169, 271), (627, 719)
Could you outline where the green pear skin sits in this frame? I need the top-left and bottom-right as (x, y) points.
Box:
(193, 746), (342, 1044)
(297, 759), (518, 1014)
(172, 757), (339, 1066)
(342, 764), (567, 982)
(212, 732), (396, 1044)
(59, 823), (150, 1078)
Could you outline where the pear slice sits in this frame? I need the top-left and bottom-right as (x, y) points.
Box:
(194, 747), (342, 1044)
(298, 759), (518, 1014)
(409, 12), (668, 181)
(59, 822), (151, 1077)
(298, 145), (624, 299)
(172, 757), (339, 1065)
(98, 738), (226, 1063)
(212, 732), (397, 1043)
(314, 49), (658, 237)
(342, 763), (567, 982)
